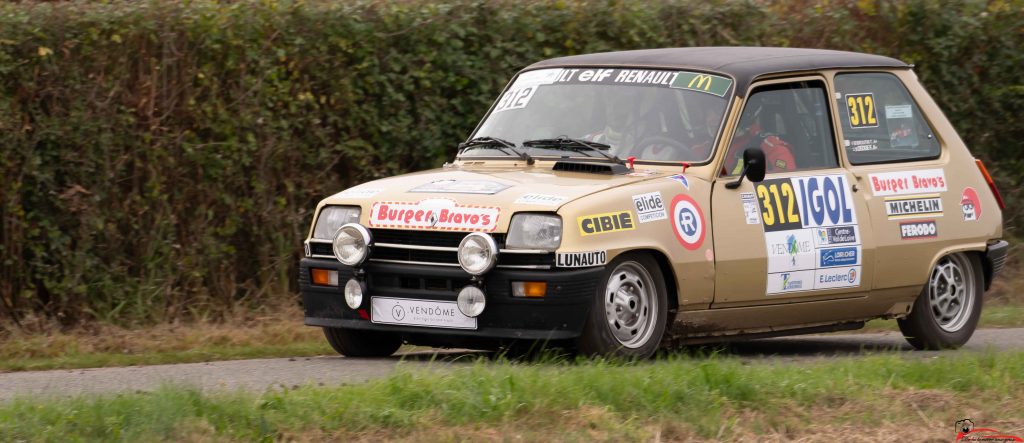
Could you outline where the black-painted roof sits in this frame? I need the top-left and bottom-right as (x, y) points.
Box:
(524, 47), (909, 96)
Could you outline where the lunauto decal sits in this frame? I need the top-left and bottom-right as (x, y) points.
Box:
(632, 192), (667, 223)
(670, 194), (706, 250)
(759, 174), (862, 295)
(961, 187), (981, 221)
(369, 199), (500, 232)
(409, 180), (511, 195)
(900, 220), (937, 240)
(577, 211), (635, 236)
(884, 194), (943, 219)
(556, 251), (607, 268)
(868, 169), (947, 196)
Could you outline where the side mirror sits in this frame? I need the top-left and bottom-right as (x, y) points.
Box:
(725, 148), (767, 189)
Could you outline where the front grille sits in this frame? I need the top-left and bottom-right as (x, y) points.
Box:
(371, 229), (506, 248)
(306, 230), (553, 268)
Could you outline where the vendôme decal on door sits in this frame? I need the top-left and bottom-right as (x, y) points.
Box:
(753, 174), (863, 295)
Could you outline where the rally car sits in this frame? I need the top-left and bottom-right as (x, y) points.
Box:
(300, 47), (1007, 358)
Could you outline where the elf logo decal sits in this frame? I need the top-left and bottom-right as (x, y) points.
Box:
(899, 220), (938, 240)
(670, 194), (706, 250)
(756, 174), (857, 232)
(556, 251), (607, 268)
(369, 199), (499, 232)
(884, 194), (943, 219)
(961, 187), (981, 221)
(577, 211), (634, 236)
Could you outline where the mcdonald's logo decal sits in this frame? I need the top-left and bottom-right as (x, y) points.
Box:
(672, 72), (733, 97)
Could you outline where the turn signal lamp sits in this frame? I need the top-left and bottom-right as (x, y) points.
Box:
(311, 269), (339, 286)
(512, 281), (547, 298)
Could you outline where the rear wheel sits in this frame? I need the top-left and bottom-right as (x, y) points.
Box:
(577, 253), (669, 359)
(322, 327), (402, 357)
(898, 252), (983, 350)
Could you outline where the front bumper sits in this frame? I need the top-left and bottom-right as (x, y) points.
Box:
(300, 258), (603, 343)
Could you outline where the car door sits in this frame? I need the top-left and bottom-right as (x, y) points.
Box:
(711, 77), (875, 307)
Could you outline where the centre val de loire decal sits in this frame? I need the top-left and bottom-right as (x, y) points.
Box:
(755, 174), (862, 295)
(369, 199), (500, 232)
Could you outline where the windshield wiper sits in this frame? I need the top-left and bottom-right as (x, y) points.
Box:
(522, 136), (623, 164)
(458, 137), (534, 164)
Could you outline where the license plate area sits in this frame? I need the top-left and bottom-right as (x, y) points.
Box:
(371, 297), (478, 330)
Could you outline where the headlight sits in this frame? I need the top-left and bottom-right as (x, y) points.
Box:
(457, 233), (498, 275)
(333, 223), (372, 266)
(313, 206), (361, 240)
(505, 214), (562, 250)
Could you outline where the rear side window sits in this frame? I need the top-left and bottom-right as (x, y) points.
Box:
(834, 73), (940, 164)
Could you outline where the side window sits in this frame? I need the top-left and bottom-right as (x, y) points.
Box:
(723, 81), (838, 176)
(834, 72), (940, 164)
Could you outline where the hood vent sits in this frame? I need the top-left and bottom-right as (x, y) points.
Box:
(552, 161), (630, 175)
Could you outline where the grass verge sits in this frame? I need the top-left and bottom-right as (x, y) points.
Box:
(861, 303), (1024, 332)
(1, 352), (1022, 442)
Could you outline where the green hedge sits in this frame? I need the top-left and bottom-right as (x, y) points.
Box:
(0, 0), (1021, 326)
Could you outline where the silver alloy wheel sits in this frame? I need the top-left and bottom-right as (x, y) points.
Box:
(604, 261), (658, 349)
(928, 253), (976, 333)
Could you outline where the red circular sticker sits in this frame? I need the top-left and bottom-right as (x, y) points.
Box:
(670, 194), (706, 250)
(961, 187), (981, 221)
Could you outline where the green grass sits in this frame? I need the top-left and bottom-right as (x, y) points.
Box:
(2, 352), (1022, 442)
(862, 304), (1024, 332)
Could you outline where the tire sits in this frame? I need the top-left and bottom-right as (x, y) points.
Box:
(898, 252), (983, 350)
(322, 327), (402, 357)
(577, 252), (670, 359)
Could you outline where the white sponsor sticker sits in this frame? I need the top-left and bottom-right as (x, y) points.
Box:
(885, 104), (913, 119)
(813, 266), (862, 290)
(899, 220), (937, 240)
(631, 192), (667, 223)
(765, 230), (816, 273)
(766, 270), (815, 295)
(884, 195), (943, 219)
(371, 297), (477, 330)
(740, 192), (761, 225)
(336, 187), (382, 198)
(369, 199), (500, 232)
(409, 180), (510, 195)
(813, 225), (860, 247)
(515, 193), (568, 206)
(556, 251), (607, 268)
(868, 169), (947, 196)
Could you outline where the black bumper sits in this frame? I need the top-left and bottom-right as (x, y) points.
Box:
(299, 258), (603, 343)
(983, 239), (1009, 291)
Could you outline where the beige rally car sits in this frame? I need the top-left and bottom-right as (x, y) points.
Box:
(300, 47), (1008, 359)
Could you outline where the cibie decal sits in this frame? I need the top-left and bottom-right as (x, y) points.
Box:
(961, 187), (981, 221)
(369, 199), (499, 232)
(515, 193), (568, 206)
(899, 220), (937, 240)
(868, 169), (947, 196)
(665, 174), (689, 189)
(670, 194), (706, 250)
(884, 194), (943, 219)
(577, 211), (635, 236)
(556, 251), (607, 268)
(409, 180), (510, 195)
(632, 192), (667, 223)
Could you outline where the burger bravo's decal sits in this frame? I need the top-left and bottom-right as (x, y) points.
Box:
(409, 180), (510, 195)
(369, 199), (499, 232)
(670, 194), (706, 250)
(868, 169), (946, 196)
(754, 174), (862, 295)
(961, 187), (981, 221)
(556, 250), (607, 268)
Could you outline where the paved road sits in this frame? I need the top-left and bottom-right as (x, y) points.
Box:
(2, 328), (1022, 402)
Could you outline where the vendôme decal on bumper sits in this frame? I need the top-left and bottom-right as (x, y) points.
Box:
(754, 174), (862, 295)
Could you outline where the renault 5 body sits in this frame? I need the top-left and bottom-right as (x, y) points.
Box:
(300, 47), (1008, 359)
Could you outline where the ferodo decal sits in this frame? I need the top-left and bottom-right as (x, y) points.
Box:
(844, 93), (879, 128)
(369, 199), (499, 232)
(868, 169), (947, 196)
(577, 211), (635, 236)
(556, 251), (607, 268)
(759, 174), (862, 295)
(409, 180), (511, 195)
(884, 194), (943, 219)
(670, 194), (706, 250)
(961, 187), (981, 221)
(899, 220), (938, 240)
(632, 192), (667, 223)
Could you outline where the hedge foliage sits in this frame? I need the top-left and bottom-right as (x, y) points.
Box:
(0, 0), (1021, 326)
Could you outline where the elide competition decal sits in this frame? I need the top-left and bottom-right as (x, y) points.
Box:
(754, 174), (862, 295)
(632, 192), (668, 223)
(369, 199), (500, 232)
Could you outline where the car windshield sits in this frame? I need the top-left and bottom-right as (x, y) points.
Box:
(468, 68), (733, 163)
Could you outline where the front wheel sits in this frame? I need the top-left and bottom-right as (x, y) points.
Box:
(898, 252), (983, 350)
(323, 327), (402, 357)
(577, 253), (670, 359)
